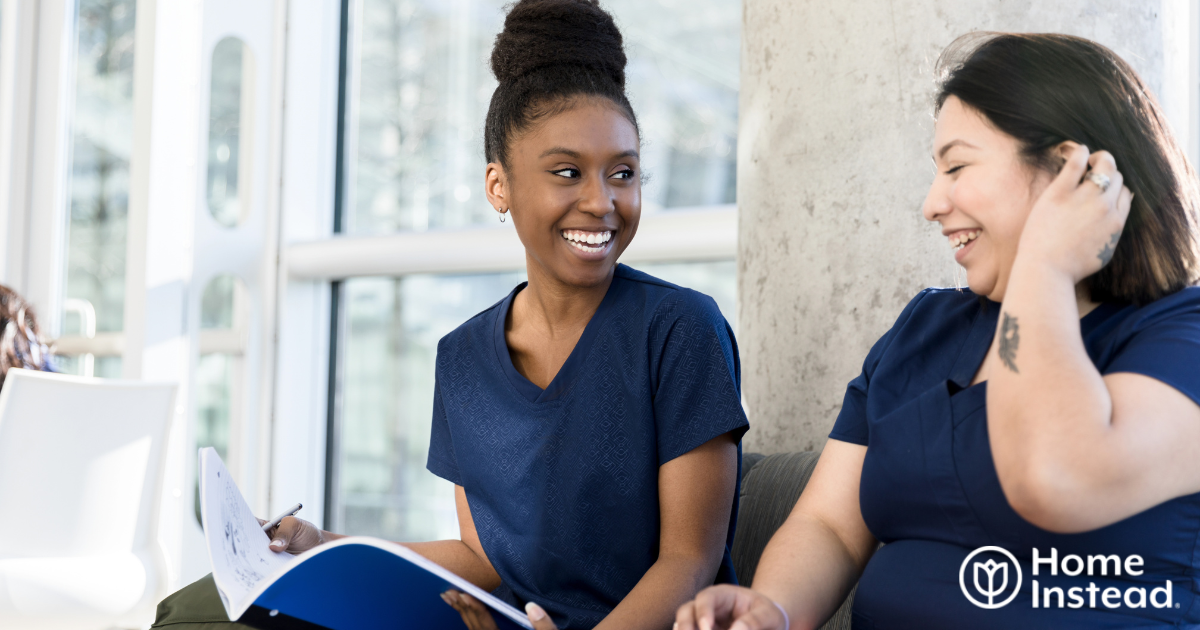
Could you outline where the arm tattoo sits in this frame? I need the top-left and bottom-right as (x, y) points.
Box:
(999, 312), (1020, 374)
(1097, 231), (1120, 266)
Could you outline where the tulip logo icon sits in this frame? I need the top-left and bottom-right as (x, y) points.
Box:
(960, 546), (1022, 609)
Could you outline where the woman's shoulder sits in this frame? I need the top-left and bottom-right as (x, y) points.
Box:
(1091, 286), (1200, 353)
(1088, 286), (1200, 404)
(889, 286), (983, 330)
(615, 264), (726, 326)
(1120, 285), (1200, 323)
(435, 288), (518, 357)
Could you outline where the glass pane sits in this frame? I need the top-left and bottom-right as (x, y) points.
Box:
(193, 275), (246, 525)
(344, 1), (502, 234)
(196, 274), (245, 460)
(336, 271), (526, 540)
(196, 352), (235, 461)
(614, 0), (739, 210)
(63, 0), (138, 336)
(343, 0), (740, 235)
(54, 354), (122, 378)
(207, 37), (255, 227)
(201, 274), (238, 329)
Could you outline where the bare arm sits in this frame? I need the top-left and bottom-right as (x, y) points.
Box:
(751, 440), (875, 629)
(267, 485), (501, 589)
(404, 485), (503, 590)
(990, 266), (1200, 531)
(593, 433), (739, 630)
(988, 145), (1200, 532)
(676, 439), (876, 630)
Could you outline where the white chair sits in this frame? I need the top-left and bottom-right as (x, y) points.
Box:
(0, 368), (176, 630)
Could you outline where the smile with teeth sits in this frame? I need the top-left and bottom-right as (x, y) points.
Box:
(561, 229), (613, 252)
(950, 229), (981, 251)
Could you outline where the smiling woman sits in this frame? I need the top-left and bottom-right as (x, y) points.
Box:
(676, 32), (1200, 630)
(418, 2), (749, 627)
(151, 2), (748, 630)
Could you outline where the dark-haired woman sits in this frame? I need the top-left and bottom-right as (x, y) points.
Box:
(152, 1), (746, 629)
(676, 32), (1200, 630)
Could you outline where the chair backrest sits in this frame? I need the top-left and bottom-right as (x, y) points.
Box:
(732, 451), (855, 630)
(0, 368), (176, 559)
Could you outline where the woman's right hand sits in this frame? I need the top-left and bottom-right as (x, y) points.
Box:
(675, 585), (789, 630)
(258, 516), (335, 555)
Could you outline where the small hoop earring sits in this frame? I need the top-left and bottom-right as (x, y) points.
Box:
(498, 209), (507, 223)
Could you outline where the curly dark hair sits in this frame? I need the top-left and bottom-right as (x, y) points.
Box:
(0, 285), (53, 389)
(485, 0), (639, 168)
(936, 33), (1200, 305)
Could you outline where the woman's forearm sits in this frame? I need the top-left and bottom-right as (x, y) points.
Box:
(312, 528), (500, 590)
(403, 539), (503, 591)
(987, 258), (1114, 525)
(594, 553), (720, 630)
(751, 512), (872, 630)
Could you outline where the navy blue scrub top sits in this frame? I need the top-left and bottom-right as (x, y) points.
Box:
(427, 264), (750, 630)
(829, 287), (1200, 629)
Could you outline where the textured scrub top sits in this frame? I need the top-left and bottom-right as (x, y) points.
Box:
(830, 287), (1200, 629)
(427, 264), (750, 630)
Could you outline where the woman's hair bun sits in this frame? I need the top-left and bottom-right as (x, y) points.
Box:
(490, 0), (627, 89)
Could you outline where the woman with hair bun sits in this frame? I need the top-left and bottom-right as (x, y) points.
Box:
(678, 32), (1200, 630)
(152, 1), (747, 629)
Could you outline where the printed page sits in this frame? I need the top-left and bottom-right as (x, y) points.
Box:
(199, 447), (295, 619)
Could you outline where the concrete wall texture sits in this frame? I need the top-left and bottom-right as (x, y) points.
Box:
(738, 1), (1182, 454)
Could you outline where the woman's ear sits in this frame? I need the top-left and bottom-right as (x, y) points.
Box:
(1050, 141), (1082, 174)
(485, 162), (508, 214)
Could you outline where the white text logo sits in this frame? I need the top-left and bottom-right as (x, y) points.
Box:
(960, 546), (1022, 609)
(959, 547), (1176, 610)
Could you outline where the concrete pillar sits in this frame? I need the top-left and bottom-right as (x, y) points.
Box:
(738, 1), (1194, 453)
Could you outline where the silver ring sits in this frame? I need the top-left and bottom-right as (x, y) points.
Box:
(1085, 171), (1111, 193)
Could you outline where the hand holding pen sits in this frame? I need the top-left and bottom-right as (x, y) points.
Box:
(258, 503), (345, 554)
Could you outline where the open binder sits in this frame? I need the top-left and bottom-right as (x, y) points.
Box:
(199, 447), (532, 629)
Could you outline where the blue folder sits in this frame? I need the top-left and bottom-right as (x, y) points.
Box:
(235, 538), (531, 630)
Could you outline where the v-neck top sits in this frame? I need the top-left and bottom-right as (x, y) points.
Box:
(426, 264), (750, 629)
(829, 286), (1200, 629)
(491, 267), (623, 404)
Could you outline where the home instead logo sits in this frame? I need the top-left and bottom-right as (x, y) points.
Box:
(959, 546), (1176, 610)
(960, 546), (1022, 609)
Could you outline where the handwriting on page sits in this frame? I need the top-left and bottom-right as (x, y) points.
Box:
(201, 448), (293, 617)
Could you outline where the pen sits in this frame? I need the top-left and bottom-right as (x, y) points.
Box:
(262, 503), (303, 532)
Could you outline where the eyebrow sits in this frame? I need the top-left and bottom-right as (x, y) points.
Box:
(538, 147), (640, 160)
(935, 139), (978, 160)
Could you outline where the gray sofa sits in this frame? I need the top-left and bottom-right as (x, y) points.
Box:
(732, 452), (855, 630)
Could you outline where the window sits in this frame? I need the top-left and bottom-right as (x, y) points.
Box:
(323, 0), (742, 541)
(58, 0), (138, 378)
(342, 0), (739, 236)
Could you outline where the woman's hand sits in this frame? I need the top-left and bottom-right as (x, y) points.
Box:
(675, 585), (789, 630)
(441, 590), (558, 630)
(1019, 142), (1133, 283)
(257, 516), (336, 555)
